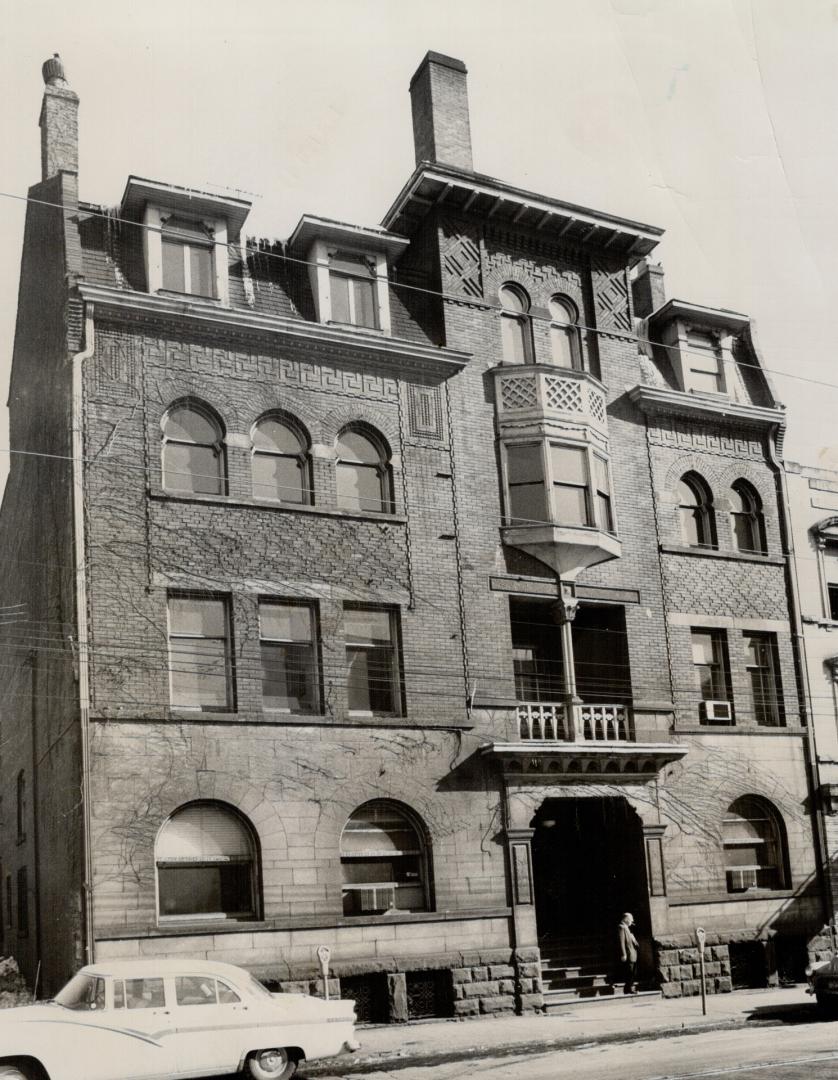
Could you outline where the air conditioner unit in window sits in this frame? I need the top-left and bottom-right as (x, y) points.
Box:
(701, 699), (733, 723)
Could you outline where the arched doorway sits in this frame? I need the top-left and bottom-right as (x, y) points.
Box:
(531, 797), (651, 983)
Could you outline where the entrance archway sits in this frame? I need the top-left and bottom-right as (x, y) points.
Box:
(531, 797), (651, 960)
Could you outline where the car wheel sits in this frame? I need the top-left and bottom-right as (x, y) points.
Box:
(247, 1048), (298, 1080)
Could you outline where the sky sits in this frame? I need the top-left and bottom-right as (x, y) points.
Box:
(1, 0), (837, 491)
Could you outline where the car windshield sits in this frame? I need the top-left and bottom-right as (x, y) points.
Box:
(54, 972), (106, 1011)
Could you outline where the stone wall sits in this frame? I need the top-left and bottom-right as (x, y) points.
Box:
(655, 934), (732, 998)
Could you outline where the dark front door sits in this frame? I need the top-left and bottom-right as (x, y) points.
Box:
(531, 797), (650, 946)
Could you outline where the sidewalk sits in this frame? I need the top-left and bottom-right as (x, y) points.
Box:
(309, 986), (811, 1075)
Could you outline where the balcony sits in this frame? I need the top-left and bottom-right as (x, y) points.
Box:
(494, 366), (608, 436)
(518, 701), (631, 742)
(481, 699), (688, 781)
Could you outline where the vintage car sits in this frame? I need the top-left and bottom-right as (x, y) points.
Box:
(808, 955), (838, 1016)
(0, 958), (359, 1080)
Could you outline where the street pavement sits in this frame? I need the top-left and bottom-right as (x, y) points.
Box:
(303, 984), (814, 1075)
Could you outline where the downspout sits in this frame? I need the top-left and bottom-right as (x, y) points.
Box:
(766, 422), (831, 922)
(71, 305), (95, 964)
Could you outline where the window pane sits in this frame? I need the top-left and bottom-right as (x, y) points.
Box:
(170, 639), (229, 708)
(499, 284), (528, 313)
(548, 297), (575, 323)
(163, 443), (223, 495)
(157, 804), (252, 861)
(598, 492), (614, 533)
(157, 864), (252, 917)
(345, 607), (392, 645)
(217, 982), (241, 1004)
(554, 484), (589, 526)
(163, 218), (211, 243)
(509, 482), (548, 524)
(164, 406), (219, 444)
(347, 647), (395, 713)
(594, 456), (610, 494)
(162, 239), (186, 292)
(829, 584), (838, 621)
(330, 274), (351, 323)
(550, 326), (576, 368)
(261, 642), (317, 712)
(252, 419), (302, 454)
(331, 253), (373, 276)
(261, 603), (312, 641)
(679, 506), (702, 546)
(688, 367), (722, 393)
(507, 444), (543, 483)
(732, 513), (756, 551)
(169, 597), (227, 637)
(124, 979), (165, 1009)
(252, 453), (305, 503)
(189, 245), (214, 297)
(337, 430), (380, 464)
(352, 278), (378, 329)
(337, 462), (383, 511)
(176, 976), (218, 1006)
(691, 632), (716, 667)
(550, 445), (587, 486)
(501, 315), (528, 364)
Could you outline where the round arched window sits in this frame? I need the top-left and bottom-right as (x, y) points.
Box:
(730, 480), (766, 554)
(548, 296), (581, 369)
(677, 473), (716, 548)
(156, 802), (258, 920)
(336, 427), (392, 513)
(499, 283), (533, 365)
(340, 801), (430, 916)
(722, 796), (787, 893)
(251, 415), (311, 504)
(162, 402), (226, 496)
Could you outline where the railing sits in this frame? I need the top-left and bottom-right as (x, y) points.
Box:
(494, 368), (608, 435)
(518, 702), (632, 743)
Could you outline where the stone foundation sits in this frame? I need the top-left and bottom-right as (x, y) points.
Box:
(655, 935), (732, 998)
(269, 946), (543, 1020)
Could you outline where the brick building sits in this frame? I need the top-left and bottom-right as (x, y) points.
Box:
(0, 51), (825, 1014)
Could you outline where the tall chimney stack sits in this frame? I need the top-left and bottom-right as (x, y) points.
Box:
(409, 51), (474, 172)
(39, 54), (79, 182)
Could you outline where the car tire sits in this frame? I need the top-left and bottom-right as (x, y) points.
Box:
(0, 1068), (29, 1079)
(247, 1048), (298, 1080)
(816, 992), (838, 1019)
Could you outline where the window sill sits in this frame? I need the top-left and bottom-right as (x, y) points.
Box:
(676, 725), (801, 737)
(97, 906), (513, 940)
(326, 319), (386, 337)
(150, 488), (407, 524)
(157, 288), (222, 305)
(659, 543), (784, 566)
(668, 889), (795, 907)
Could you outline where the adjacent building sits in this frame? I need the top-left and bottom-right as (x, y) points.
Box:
(0, 51), (825, 1015)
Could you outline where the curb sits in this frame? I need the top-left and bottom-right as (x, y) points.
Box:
(304, 1014), (786, 1075)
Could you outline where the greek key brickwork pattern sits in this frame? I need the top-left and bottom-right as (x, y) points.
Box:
(650, 418), (764, 459)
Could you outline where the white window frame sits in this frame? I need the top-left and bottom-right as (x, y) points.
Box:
(308, 239), (391, 335)
(502, 438), (617, 534)
(144, 204), (229, 304)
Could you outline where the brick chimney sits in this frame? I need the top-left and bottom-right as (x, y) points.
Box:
(39, 54), (79, 181)
(409, 51), (474, 171)
(631, 260), (666, 318)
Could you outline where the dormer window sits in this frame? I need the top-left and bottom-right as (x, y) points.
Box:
(289, 216), (409, 337)
(684, 330), (724, 394)
(161, 217), (215, 297)
(329, 252), (379, 329)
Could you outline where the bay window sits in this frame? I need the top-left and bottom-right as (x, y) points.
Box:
(504, 440), (615, 533)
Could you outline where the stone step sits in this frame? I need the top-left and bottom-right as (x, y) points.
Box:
(543, 987), (660, 1011)
(542, 971), (611, 991)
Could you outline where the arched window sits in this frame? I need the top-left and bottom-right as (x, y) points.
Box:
(499, 283), (533, 365)
(549, 295), (581, 369)
(162, 401), (226, 496)
(251, 415), (311, 504)
(336, 427), (393, 513)
(722, 795), (788, 893)
(730, 480), (766, 554)
(155, 801), (259, 920)
(677, 473), (716, 548)
(340, 800), (430, 916)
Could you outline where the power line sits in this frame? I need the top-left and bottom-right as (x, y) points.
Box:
(0, 187), (831, 396)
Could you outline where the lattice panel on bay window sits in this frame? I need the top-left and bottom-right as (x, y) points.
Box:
(544, 375), (583, 413)
(588, 388), (606, 424)
(499, 374), (538, 410)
